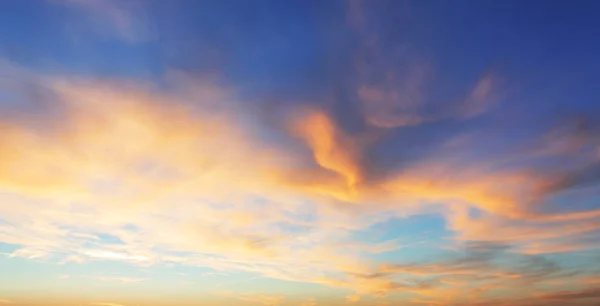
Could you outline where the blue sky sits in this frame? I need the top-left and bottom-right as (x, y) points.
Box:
(1, 1), (600, 305)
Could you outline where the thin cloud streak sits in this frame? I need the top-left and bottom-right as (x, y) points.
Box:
(57, 0), (156, 43)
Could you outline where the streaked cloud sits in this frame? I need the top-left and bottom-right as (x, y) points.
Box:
(299, 298), (317, 306)
(88, 276), (148, 284)
(346, 0), (503, 129)
(55, 0), (155, 43)
(91, 303), (127, 306)
(239, 294), (284, 306)
(459, 73), (502, 118)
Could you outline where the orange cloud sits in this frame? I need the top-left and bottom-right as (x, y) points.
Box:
(290, 109), (362, 198)
(346, 294), (360, 303)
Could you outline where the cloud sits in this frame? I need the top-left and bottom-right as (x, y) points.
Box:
(460, 74), (502, 118)
(0, 61), (599, 305)
(345, 0), (430, 129)
(0, 300), (13, 304)
(290, 109), (362, 195)
(534, 287), (600, 304)
(56, 0), (155, 43)
(346, 294), (360, 303)
(345, 1), (503, 130)
(338, 242), (582, 303)
(0, 67), (389, 297)
(541, 162), (600, 195)
(526, 115), (595, 157)
(356, 59), (430, 128)
(88, 276), (148, 283)
(239, 294), (284, 306)
(299, 298), (317, 306)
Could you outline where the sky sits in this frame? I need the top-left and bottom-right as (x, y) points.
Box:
(1, 0), (600, 305)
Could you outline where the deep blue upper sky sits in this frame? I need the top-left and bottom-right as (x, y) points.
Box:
(2, 0), (600, 98)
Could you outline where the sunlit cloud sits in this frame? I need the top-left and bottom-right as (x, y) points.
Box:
(239, 294), (284, 306)
(299, 298), (317, 306)
(346, 294), (360, 303)
(0, 61), (599, 303)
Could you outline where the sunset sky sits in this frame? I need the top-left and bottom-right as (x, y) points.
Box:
(1, 0), (600, 305)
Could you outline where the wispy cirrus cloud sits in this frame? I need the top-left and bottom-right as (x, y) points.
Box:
(239, 294), (284, 306)
(55, 0), (155, 43)
(346, 0), (503, 129)
(299, 298), (317, 306)
(88, 276), (148, 284)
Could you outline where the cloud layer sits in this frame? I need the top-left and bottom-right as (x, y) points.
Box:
(0, 59), (599, 305)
